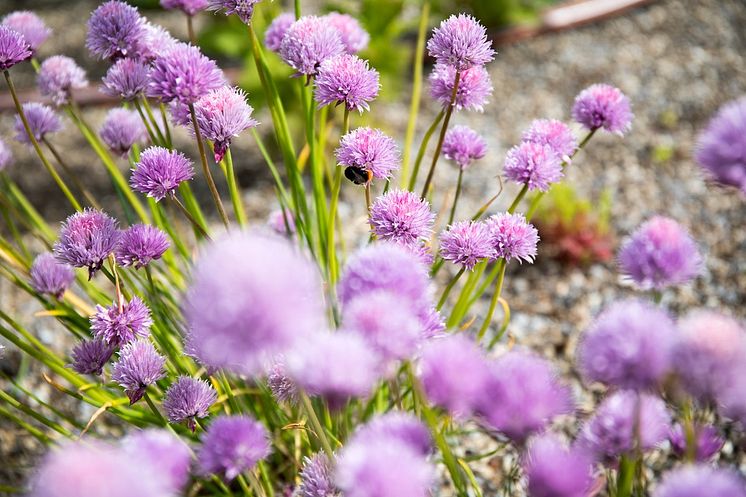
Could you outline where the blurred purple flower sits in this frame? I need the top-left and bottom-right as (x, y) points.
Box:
(266, 208), (296, 236)
(193, 86), (258, 162)
(149, 43), (225, 105)
(297, 453), (339, 497)
(86, 0), (146, 61)
(486, 212), (539, 263)
(653, 465), (746, 497)
(267, 358), (298, 404)
(369, 189), (434, 244)
(326, 12), (369, 54)
(30, 252), (74, 299)
(0, 24), (31, 70)
(336, 127), (400, 181)
(0, 139), (12, 170)
(264, 12), (294, 52)
(315, 54), (379, 113)
(351, 412), (431, 456)
(524, 433), (594, 497)
(91, 296), (153, 346)
(37, 55), (88, 106)
(504, 141), (563, 192)
(207, 0), (261, 24)
(198, 415), (270, 480)
(442, 125), (486, 169)
(426, 14), (494, 71)
(140, 22), (179, 61)
(102, 57), (151, 101)
(279, 16), (344, 77)
(668, 423), (723, 462)
(115, 223), (170, 269)
(53, 209), (120, 278)
(161, 0), (208, 16)
(2, 11), (51, 54)
(572, 83), (632, 135)
(522, 119), (577, 160)
(429, 63), (492, 113)
(111, 339), (166, 404)
(14, 102), (62, 145)
(163, 376), (217, 430)
(70, 339), (114, 376)
(439, 220), (493, 271)
(100, 108), (147, 156)
(695, 96), (746, 194)
(122, 429), (192, 492)
(130, 146), (195, 201)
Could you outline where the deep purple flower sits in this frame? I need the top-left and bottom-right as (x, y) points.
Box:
(297, 453), (339, 497)
(70, 338), (114, 375)
(161, 0), (208, 16)
(102, 58), (150, 101)
(198, 415), (270, 480)
(122, 429), (192, 492)
(618, 216), (703, 290)
(115, 223), (170, 268)
(130, 146), (195, 201)
(207, 0), (261, 24)
(695, 97), (746, 194)
(429, 63), (492, 112)
(279, 16), (344, 77)
(369, 189), (434, 244)
(266, 208), (296, 236)
(439, 220), (493, 271)
(29, 252), (74, 299)
(53, 209), (120, 278)
(0, 25), (31, 70)
(111, 339), (166, 404)
(578, 390), (671, 461)
(163, 376), (217, 430)
(523, 119), (577, 160)
(486, 212), (539, 263)
(266, 358), (297, 404)
(14, 102), (61, 145)
(426, 14), (494, 71)
(2, 11), (51, 54)
(86, 0), (145, 61)
(264, 12), (294, 52)
(668, 423), (723, 462)
(315, 54), (379, 113)
(91, 296), (153, 346)
(37, 55), (88, 106)
(572, 83), (632, 135)
(193, 86), (258, 162)
(184, 231), (324, 376)
(653, 465), (746, 497)
(0, 139), (12, 170)
(140, 22), (179, 61)
(578, 299), (676, 391)
(148, 43), (225, 105)
(326, 12), (369, 54)
(524, 433), (594, 497)
(504, 141), (563, 192)
(442, 125), (486, 169)
(100, 108), (147, 156)
(336, 127), (400, 181)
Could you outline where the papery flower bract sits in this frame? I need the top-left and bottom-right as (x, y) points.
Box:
(695, 96), (746, 194)
(91, 296), (153, 346)
(369, 189), (434, 244)
(130, 146), (195, 201)
(524, 433), (594, 497)
(439, 220), (494, 271)
(100, 108), (147, 156)
(653, 465), (746, 497)
(198, 415), (270, 480)
(351, 412), (431, 456)
(0, 25), (31, 70)
(279, 16), (344, 76)
(522, 119), (577, 160)
(115, 224), (170, 269)
(102, 57), (150, 101)
(70, 339), (114, 376)
(266, 208), (296, 236)
(29, 252), (74, 299)
(442, 125), (486, 169)
(111, 339), (166, 404)
(163, 376), (217, 430)
(161, 0), (208, 16)
(618, 216), (703, 290)
(193, 86), (258, 162)
(504, 141), (563, 192)
(184, 231), (324, 376)
(486, 212), (539, 263)
(264, 12), (294, 52)
(668, 423), (723, 462)
(122, 429), (192, 492)
(14, 102), (62, 145)
(207, 0), (261, 24)
(2, 11), (51, 54)
(149, 43), (224, 105)
(578, 298), (676, 390)
(297, 453), (339, 497)
(336, 127), (400, 181)
(266, 358), (298, 404)
(53, 209), (120, 278)
(315, 54), (379, 113)
(429, 63), (492, 112)
(426, 14), (494, 71)
(572, 83), (633, 135)
(0, 138), (12, 170)
(326, 12), (369, 54)
(37, 55), (88, 106)
(86, 0), (145, 61)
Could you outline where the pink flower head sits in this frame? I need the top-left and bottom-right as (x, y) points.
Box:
(14, 102), (61, 145)
(30, 252), (74, 299)
(695, 96), (746, 194)
(207, 0), (261, 24)
(351, 412), (432, 456)
(161, 0), (208, 16)
(53, 209), (120, 278)
(336, 127), (400, 182)
(115, 223), (170, 269)
(130, 146), (195, 201)
(369, 189), (434, 245)
(442, 125), (486, 169)
(572, 83), (633, 135)
(2, 11), (51, 54)
(111, 339), (166, 404)
(194, 86), (258, 162)
(91, 296), (153, 346)
(0, 24), (31, 70)
(426, 14), (494, 71)
(121, 429), (192, 492)
(100, 108), (147, 156)
(86, 0), (146, 61)
(148, 43), (225, 105)
(522, 119), (577, 160)
(326, 12), (369, 54)
(486, 212), (539, 263)
(429, 63), (492, 112)
(315, 54), (379, 113)
(102, 57), (151, 101)
(37, 55), (88, 106)
(279, 16), (344, 77)
(653, 465), (746, 497)
(504, 141), (563, 192)
(198, 415), (270, 480)
(439, 220), (494, 270)
(524, 434), (594, 497)
(264, 12), (294, 52)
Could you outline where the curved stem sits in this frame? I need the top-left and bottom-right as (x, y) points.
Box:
(436, 267), (465, 310)
(43, 138), (102, 209)
(476, 259), (506, 343)
(189, 104), (230, 228)
(170, 196), (211, 241)
(447, 167), (464, 226)
(299, 390), (335, 456)
(408, 110), (445, 191)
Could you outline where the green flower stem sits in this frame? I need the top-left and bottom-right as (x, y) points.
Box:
(476, 258), (507, 343)
(186, 15), (196, 44)
(0, 200), (30, 261)
(0, 404), (52, 445)
(447, 167), (464, 226)
(2, 176), (55, 242)
(43, 138), (102, 209)
(447, 261), (486, 328)
(178, 183), (209, 236)
(159, 103), (173, 148)
(133, 98), (162, 146)
(507, 184), (528, 214)
(487, 298), (511, 350)
(170, 195), (211, 241)
(408, 109), (445, 191)
(299, 390), (335, 456)
(294, 0), (301, 18)
(437, 267), (465, 311)
(189, 104), (230, 229)
(221, 148), (247, 226)
(327, 107), (350, 284)
(0, 389), (73, 438)
(141, 96), (168, 146)
(302, 82), (328, 265)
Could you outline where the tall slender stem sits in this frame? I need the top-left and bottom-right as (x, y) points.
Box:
(299, 390), (335, 456)
(476, 259), (506, 342)
(408, 110), (445, 191)
(437, 267), (465, 310)
(187, 15), (196, 44)
(327, 107), (350, 284)
(171, 196), (211, 240)
(189, 104), (230, 228)
(221, 149), (247, 226)
(447, 167), (464, 226)
(43, 138), (102, 209)
(507, 184), (528, 214)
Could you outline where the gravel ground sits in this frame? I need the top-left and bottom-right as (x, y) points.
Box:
(1, 0), (745, 493)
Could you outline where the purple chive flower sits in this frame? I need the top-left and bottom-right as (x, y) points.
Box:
(37, 55), (88, 106)
(111, 339), (166, 404)
(297, 453), (339, 497)
(479, 350), (573, 443)
(695, 97), (746, 194)
(397, 240), (435, 267)
(522, 119), (577, 161)
(266, 358), (298, 404)
(572, 83), (633, 135)
(140, 22), (179, 61)
(14, 102), (62, 145)
(185, 231), (324, 376)
(426, 14), (494, 71)
(352, 412), (432, 456)
(149, 43), (225, 105)
(429, 63), (492, 112)
(86, 0), (145, 61)
(442, 125), (487, 169)
(115, 224), (170, 269)
(168, 100), (193, 127)
(279, 16), (344, 77)
(2, 11), (51, 54)
(486, 212), (539, 263)
(102, 58), (151, 101)
(29, 252), (74, 299)
(315, 54), (379, 113)
(0, 138), (12, 170)
(578, 299), (676, 391)
(578, 390), (671, 461)
(439, 221), (494, 271)
(53, 209), (120, 278)
(419, 334), (492, 417)
(163, 376), (217, 430)
(618, 216), (703, 290)
(369, 189), (435, 244)
(198, 415), (270, 480)
(326, 12), (369, 54)
(100, 108), (147, 156)
(653, 465), (746, 497)
(193, 86), (258, 163)
(207, 0), (261, 24)
(70, 339), (115, 376)
(504, 142), (563, 192)
(264, 12), (294, 52)
(161, 0), (208, 16)
(0, 25), (31, 70)
(122, 429), (192, 492)
(267, 208), (296, 236)
(524, 434), (594, 497)
(130, 146), (195, 201)
(91, 296), (153, 346)
(336, 127), (400, 181)
(668, 423), (723, 462)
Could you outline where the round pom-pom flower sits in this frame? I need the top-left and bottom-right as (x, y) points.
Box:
(266, 208), (295, 236)
(297, 453), (338, 497)
(486, 212), (539, 263)
(351, 412), (432, 456)
(522, 119), (577, 160)
(115, 223), (170, 269)
(618, 216), (703, 290)
(426, 14), (494, 71)
(122, 429), (192, 492)
(184, 231), (325, 376)
(695, 97), (746, 194)
(504, 141), (563, 192)
(524, 434), (594, 497)
(111, 339), (166, 404)
(207, 0), (261, 24)
(53, 209), (120, 278)
(0, 25), (31, 70)
(653, 465), (746, 497)
(91, 296), (153, 346)
(70, 338), (114, 376)
(86, 0), (145, 61)
(163, 376), (217, 431)
(198, 415), (270, 480)
(369, 189), (434, 244)
(161, 0), (208, 16)
(140, 22), (179, 61)
(149, 43), (225, 105)
(264, 12), (294, 52)
(429, 63), (492, 113)
(315, 54), (379, 113)
(193, 86), (258, 163)
(2, 11), (51, 54)
(336, 127), (400, 182)
(266, 358), (297, 404)
(439, 220), (494, 271)
(326, 12), (369, 54)
(572, 83), (632, 135)
(130, 146), (195, 201)
(279, 16), (344, 77)
(668, 423), (723, 462)
(37, 55), (88, 106)
(100, 108), (147, 156)
(442, 125), (486, 169)
(102, 57), (151, 101)
(30, 252), (74, 299)
(14, 102), (61, 145)
(0, 139), (12, 170)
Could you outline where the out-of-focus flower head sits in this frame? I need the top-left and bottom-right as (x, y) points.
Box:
(695, 96), (746, 194)
(653, 465), (746, 497)
(264, 13), (294, 52)
(442, 125), (486, 169)
(193, 86), (258, 162)
(14, 102), (62, 145)
(53, 209), (120, 278)
(100, 107), (147, 156)
(429, 63), (492, 113)
(121, 429), (192, 492)
(0, 138), (12, 170)
(325, 12), (369, 54)
(115, 223), (170, 269)
(37, 55), (88, 106)
(102, 57), (151, 101)
(111, 339), (166, 404)
(130, 146), (195, 201)
(86, 0), (146, 61)
(351, 412), (432, 456)
(572, 83), (632, 135)
(140, 22), (179, 61)
(668, 423), (723, 462)
(266, 208), (296, 236)
(2, 11), (51, 54)
(524, 433), (594, 497)
(30, 252), (74, 299)
(207, 0), (261, 24)
(504, 141), (563, 192)
(315, 54), (379, 113)
(70, 339), (114, 376)
(161, 0), (208, 16)
(279, 15), (344, 77)
(197, 414), (270, 480)
(426, 14), (494, 71)
(266, 357), (298, 404)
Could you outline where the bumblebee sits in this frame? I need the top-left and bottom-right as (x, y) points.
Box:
(344, 166), (373, 185)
